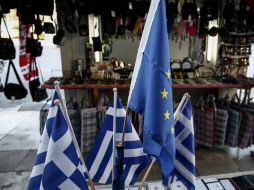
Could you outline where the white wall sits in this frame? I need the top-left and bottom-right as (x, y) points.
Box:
(110, 36), (190, 65)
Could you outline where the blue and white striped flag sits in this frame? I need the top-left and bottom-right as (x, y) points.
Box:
(85, 97), (149, 186)
(169, 98), (196, 190)
(27, 90), (89, 190)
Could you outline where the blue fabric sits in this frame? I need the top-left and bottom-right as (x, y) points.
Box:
(170, 99), (196, 190)
(85, 97), (149, 186)
(27, 90), (89, 190)
(128, 0), (175, 185)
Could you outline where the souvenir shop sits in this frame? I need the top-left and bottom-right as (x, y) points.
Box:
(1, 0), (254, 189)
(40, 0), (254, 158)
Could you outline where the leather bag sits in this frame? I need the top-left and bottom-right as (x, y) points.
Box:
(0, 17), (16, 60)
(4, 60), (27, 100)
(28, 57), (48, 102)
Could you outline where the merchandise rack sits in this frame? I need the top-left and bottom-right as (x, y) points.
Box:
(41, 82), (254, 89)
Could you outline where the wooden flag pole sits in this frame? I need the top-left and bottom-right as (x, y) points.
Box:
(54, 81), (96, 190)
(138, 157), (156, 190)
(137, 93), (190, 189)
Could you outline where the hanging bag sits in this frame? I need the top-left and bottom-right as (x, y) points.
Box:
(181, 0), (198, 21)
(28, 57), (48, 102)
(193, 95), (216, 148)
(80, 94), (109, 154)
(4, 60), (27, 100)
(0, 16), (16, 60)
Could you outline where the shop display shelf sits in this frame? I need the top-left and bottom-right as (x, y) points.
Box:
(41, 82), (254, 90)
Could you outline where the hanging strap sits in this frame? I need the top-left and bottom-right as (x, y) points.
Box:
(28, 55), (45, 84)
(28, 56), (35, 81)
(35, 58), (45, 83)
(5, 60), (24, 87)
(1, 15), (12, 39)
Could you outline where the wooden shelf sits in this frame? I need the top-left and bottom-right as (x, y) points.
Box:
(41, 83), (130, 89)
(41, 82), (254, 90)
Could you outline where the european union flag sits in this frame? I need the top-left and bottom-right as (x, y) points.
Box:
(128, 0), (175, 185)
(27, 90), (89, 190)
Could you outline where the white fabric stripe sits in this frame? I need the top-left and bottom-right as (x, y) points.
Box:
(99, 153), (113, 184)
(124, 148), (145, 157)
(176, 139), (195, 166)
(44, 130), (76, 177)
(179, 114), (193, 131)
(89, 131), (112, 178)
(37, 134), (49, 154)
(53, 129), (72, 151)
(37, 106), (58, 154)
(30, 163), (44, 178)
(176, 116), (193, 143)
(47, 106), (58, 119)
(39, 183), (44, 190)
(59, 179), (80, 190)
(125, 164), (140, 185)
(127, 0), (160, 104)
(116, 130), (140, 142)
(175, 160), (195, 185)
(107, 107), (126, 117)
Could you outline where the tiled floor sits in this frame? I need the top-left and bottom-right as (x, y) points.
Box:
(0, 106), (254, 189)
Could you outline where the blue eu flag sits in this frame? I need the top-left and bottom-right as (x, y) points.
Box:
(127, 0), (175, 185)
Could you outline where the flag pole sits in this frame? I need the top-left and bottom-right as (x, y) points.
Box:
(137, 93), (190, 189)
(54, 81), (96, 190)
(138, 157), (156, 190)
(112, 88), (118, 188)
(121, 107), (129, 144)
(173, 93), (190, 126)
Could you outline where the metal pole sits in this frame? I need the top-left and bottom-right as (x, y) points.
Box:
(54, 81), (96, 190)
(113, 141), (125, 190)
(121, 107), (129, 144)
(112, 88), (118, 186)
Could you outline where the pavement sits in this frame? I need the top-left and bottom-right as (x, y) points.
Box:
(0, 93), (46, 190)
(1, 92), (254, 189)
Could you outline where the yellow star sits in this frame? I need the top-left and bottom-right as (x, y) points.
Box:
(160, 88), (168, 99)
(165, 70), (171, 79)
(164, 110), (170, 120)
(171, 127), (174, 135)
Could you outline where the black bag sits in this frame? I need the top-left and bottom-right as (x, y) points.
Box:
(92, 36), (102, 51)
(53, 29), (65, 45)
(33, 0), (54, 16)
(34, 19), (43, 35)
(43, 22), (55, 34)
(28, 57), (48, 102)
(26, 38), (43, 57)
(181, 0), (198, 21)
(4, 60), (28, 100)
(0, 17), (16, 60)
(29, 78), (48, 102)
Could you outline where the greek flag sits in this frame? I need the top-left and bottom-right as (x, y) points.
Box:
(85, 97), (149, 186)
(27, 91), (89, 190)
(169, 98), (196, 190)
